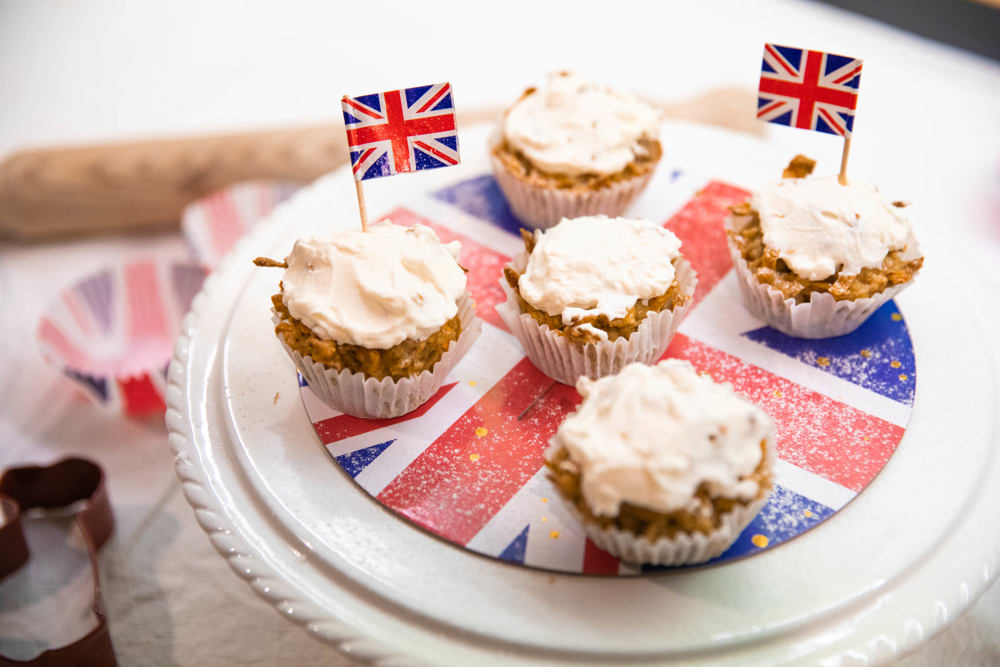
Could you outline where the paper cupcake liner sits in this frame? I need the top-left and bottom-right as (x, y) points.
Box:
(489, 142), (657, 230)
(725, 216), (922, 339)
(181, 180), (301, 270)
(571, 439), (776, 566)
(274, 293), (480, 419)
(497, 254), (696, 385)
(581, 493), (771, 566)
(37, 258), (207, 415)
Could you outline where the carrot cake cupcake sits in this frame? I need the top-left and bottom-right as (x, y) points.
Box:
(264, 220), (480, 418)
(727, 156), (923, 338)
(497, 214), (696, 385)
(546, 359), (775, 566)
(490, 71), (663, 229)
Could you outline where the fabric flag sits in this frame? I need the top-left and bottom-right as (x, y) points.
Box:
(342, 82), (460, 181)
(757, 44), (863, 137)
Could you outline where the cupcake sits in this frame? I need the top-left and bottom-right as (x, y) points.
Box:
(262, 220), (480, 418)
(546, 360), (775, 566)
(727, 156), (924, 338)
(490, 71), (663, 229)
(497, 215), (696, 385)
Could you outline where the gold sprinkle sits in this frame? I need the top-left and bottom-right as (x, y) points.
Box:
(469, 453), (480, 462)
(892, 313), (903, 322)
(541, 497), (549, 503)
(899, 374), (909, 381)
(474, 427), (488, 437)
(772, 389), (783, 398)
(541, 516), (548, 522)
(549, 530), (560, 539)
(816, 357), (830, 367)
(273, 392), (280, 404)
(803, 510), (814, 518)
(890, 360), (901, 369)
(751, 534), (770, 548)
(468, 380), (477, 387)
(860, 349), (872, 358)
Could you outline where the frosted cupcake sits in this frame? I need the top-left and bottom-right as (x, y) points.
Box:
(546, 359), (775, 566)
(262, 221), (480, 418)
(497, 215), (696, 385)
(727, 156), (923, 338)
(490, 71), (663, 229)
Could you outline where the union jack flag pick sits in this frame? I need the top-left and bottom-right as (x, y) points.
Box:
(757, 44), (863, 137)
(342, 82), (461, 182)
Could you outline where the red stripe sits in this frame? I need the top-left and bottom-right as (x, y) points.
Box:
(662, 180), (749, 306)
(817, 106), (845, 135)
(663, 334), (903, 492)
(376, 357), (581, 544)
(119, 374), (167, 415)
(353, 147), (377, 174)
(315, 382), (457, 444)
(832, 64), (862, 85)
(206, 191), (243, 261)
(124, 261), (168, 342)
(342, 97), (384, 120)
(413, 140), (457, 165)
(765, 43), (798, 77)
(756, 99), (786, 118)
(582, 539), (621, 574)
(387, 207), (511, 331)
(37, 316), (87, 367)
(416, 83), (449, 113)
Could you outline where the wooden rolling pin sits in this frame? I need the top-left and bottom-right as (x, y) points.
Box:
(0, 89), (758, 243)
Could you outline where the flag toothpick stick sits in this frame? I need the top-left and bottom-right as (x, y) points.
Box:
(354, 178), (370, 232)
(838, 136), (852, 186)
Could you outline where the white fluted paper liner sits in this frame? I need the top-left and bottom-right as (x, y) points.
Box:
(489, 137), (657, 230)
(581, 493), (771, 566)
(497, 254), (696, 385)
(273, 293), (480, 419)
(726, 215), (923, 339)
(567, 438), (776, 566)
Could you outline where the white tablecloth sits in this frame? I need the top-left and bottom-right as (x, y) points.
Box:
(1, 1), (998, 664)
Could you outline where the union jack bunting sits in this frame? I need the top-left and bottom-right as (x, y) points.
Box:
(342, 83), (460, 181)
(757, 44), (863, 137)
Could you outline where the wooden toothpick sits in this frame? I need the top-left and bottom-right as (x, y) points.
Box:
(838, 135), (852, 186)
(354, 178), (369, 232)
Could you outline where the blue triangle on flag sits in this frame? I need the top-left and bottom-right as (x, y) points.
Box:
(404, 85), (433, 107)
(497, 524), (530, 564)
(436, 135), (458, 151)
(824, 53), (855, 75)
(430, 92), (453, 112)
(761, 57), (777, 75)
(362, 152), (394, 180)
(772, 109), (794, 127)
(342, 110), (364, 126)
(774, 44), (803, 68)
(353, 93), (382, 113)
(842, 112), (855, 133)
(814, 114), (837, 135)
(335, 439), (395, 478)
(414, 147), (448, 171)
(742, 300), (916, 405)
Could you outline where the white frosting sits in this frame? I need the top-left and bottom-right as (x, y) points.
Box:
(753, 175), (912, 281)
(502, 72), (662, 176)
(549, 360), (773, 517)
(517, 215), (682, 329)
(280, 221), (466, 349)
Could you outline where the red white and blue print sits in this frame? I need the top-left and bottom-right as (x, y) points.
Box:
(757, 43), (863, 137)
(342, 83), (460, 181)
(299, 171), (914, 575)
